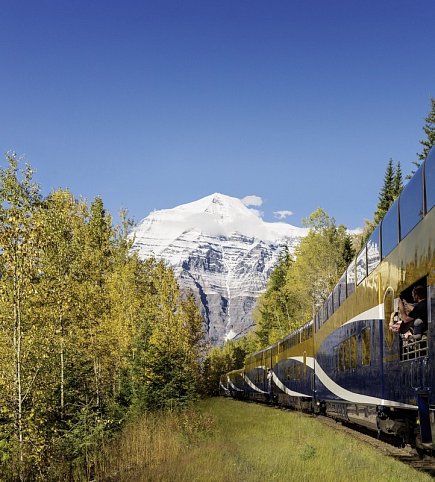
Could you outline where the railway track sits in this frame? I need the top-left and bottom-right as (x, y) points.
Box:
(313, 413), (435, 477)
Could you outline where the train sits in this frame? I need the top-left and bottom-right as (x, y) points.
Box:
(220, 147), (435, 451)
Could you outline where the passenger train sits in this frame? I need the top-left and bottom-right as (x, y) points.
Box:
(220, 148), (435, 451)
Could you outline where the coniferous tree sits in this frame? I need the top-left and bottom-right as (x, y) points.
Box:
(374, 158), (395, 225)
(392, 161), (403, 198)
(411, 97), (435, 174)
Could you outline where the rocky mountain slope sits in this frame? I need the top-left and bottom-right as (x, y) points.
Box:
(130, 193), (307, 345)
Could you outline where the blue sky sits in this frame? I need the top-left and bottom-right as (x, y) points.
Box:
(1, 1), (434, 229)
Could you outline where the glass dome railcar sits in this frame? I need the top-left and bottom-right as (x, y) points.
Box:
(222, 147), (435, 450)
(313, 147), (435, 448)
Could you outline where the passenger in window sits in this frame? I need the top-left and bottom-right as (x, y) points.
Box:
(398, 285), (428, 340)
(389, 310), (402, 333)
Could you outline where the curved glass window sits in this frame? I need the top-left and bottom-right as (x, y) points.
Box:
(323, 300), (329, 322)
(425, 148), (435, 212)
(356, 247), (367, 285)
(367, 225), (381, 274)
(347, 262), (355, 296)
(381, 199), (399, 258)
(339, 272), (347, 305)
(333, 283), (340, 311)
(327, 294), (333, 318)
(400, 166), (423, 240)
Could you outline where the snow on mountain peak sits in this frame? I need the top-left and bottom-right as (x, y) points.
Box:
(132, 193), (307, 250)
(131, 193), (308, 345)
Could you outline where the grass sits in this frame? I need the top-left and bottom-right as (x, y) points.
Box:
(96, 398), (433, 482)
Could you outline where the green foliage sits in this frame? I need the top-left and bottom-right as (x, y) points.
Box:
(202, 333), (258, 396)
(252, 208), (354, 347)
(0, 154), (206, 480)
(410, 97), (435, 175)
(374, 158), (400, 225)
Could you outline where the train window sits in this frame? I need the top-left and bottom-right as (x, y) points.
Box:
(400, 166), (424, 240)
(333, 283), (340, 311)
(344, 340), (350, 369)
(339, 344), (344, 371)
(333, 346), (338, 372)
(350, 336), (357, 369)
(367, 225), (381, 274)
(347, 262), (355, 296)
(321, 303), (327, 325)
(356, 247), (367, 285)
(339, 272), (347, 305)
(327, 294), (334, 318)
(381, 199), (399, 258)
(307, 323), (313, 338)
(425, 148), (435, 212)
(362, 328), (371, 365)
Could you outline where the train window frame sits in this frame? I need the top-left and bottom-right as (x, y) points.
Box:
(367, 225), (381, 274)
(356, 247), (367, 285)
(333, 283), (340, 312)
(399, 165), (424, 240)
(381, 198), (399, 258)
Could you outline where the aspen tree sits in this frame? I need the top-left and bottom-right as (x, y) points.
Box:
(0, 153), (43, 479)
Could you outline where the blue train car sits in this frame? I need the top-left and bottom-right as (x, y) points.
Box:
(223, 147), (435, 450)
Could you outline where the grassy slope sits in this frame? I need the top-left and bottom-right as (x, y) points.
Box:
(98, 398), (433, 482)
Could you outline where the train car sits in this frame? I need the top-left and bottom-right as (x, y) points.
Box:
(219, 373), (230, 397)
(223, 147), (435, 451)
(243, 346), (271, 403)
(226, 368), (246, 399)
(313, 147), (434, 449)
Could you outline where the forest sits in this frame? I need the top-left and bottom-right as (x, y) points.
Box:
(0, 155), (205, 480)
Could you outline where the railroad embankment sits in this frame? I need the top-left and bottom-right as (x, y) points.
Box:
(94, 398), (433, 481)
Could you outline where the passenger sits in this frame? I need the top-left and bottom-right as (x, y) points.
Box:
(389, 310), (402, 333)
(398, 285), (428, 340)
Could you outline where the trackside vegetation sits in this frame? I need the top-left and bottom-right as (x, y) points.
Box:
(0, 154), (205, 480)
(93, 398), (432, 482)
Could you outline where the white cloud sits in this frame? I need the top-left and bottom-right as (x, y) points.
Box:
(241, 195), (263, 207)
(273, 210), (294, 219)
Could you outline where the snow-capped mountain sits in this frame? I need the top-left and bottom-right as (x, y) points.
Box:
(131, 193), (307, 345)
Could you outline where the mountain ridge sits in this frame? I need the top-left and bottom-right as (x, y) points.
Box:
(131, 193), (307, 344)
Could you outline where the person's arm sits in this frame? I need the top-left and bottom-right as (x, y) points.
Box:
(398, 299), (414, 324)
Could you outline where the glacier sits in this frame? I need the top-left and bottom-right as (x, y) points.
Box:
(130, 193), (307, 345)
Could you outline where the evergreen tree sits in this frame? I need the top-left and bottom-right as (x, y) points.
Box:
(392, 161), (403, 198)
(416, 97), (435, 167)
(407, 98), (435, 177)
(374, 158), (395, 224)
